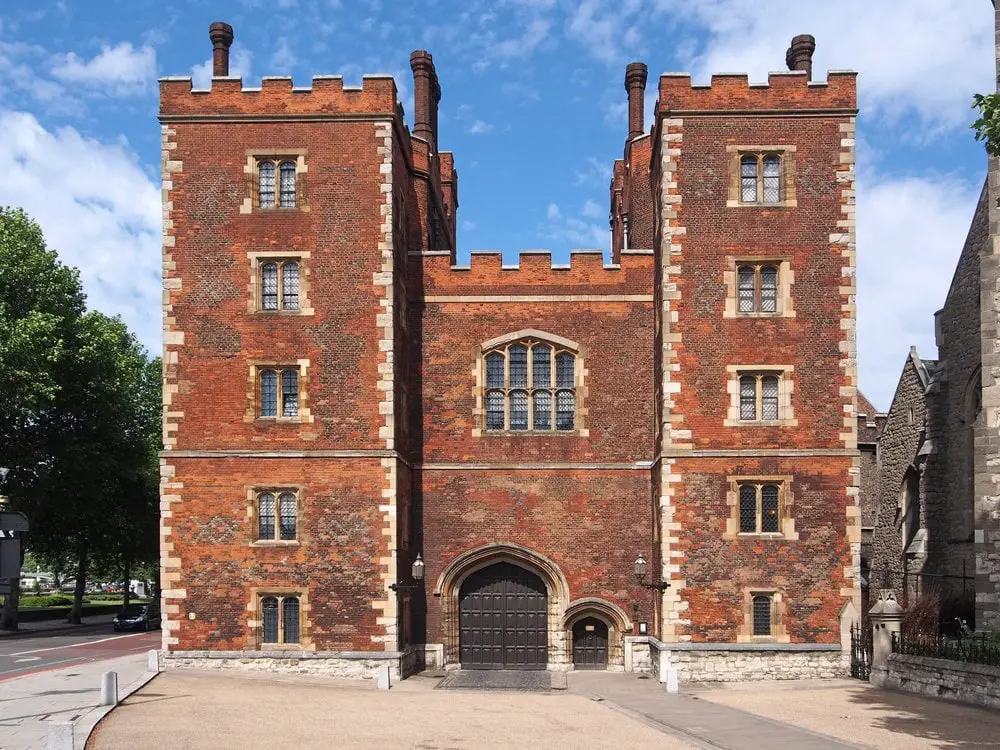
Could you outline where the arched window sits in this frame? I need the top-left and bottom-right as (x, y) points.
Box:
(257, 492), (276, 539)
(740, 155), (758, 202)
(738, 372), (784, 422)
(261, 596), (279, 643)
(259, 594), (301, 645)
(738, 482), (783, 535)
(261, 263), (279, 310)
(760, 266), (778, 313)
(256, 490), (297, 542)
(739, 375), (757, 420)
(258, 367), (300, 418)
(282, 597), (300, 643)
(735, 263), (781, 315)
(752, 595), (773, 636)
(259, 260), (301, 311)
(762, 155), (781, 203)
(739, 152), (782, 204)
(279, 160), (296, 208)
(258, 161), (276, 208)
(481, 335), (579, 432)
(279, 492), (297, 540)
(739, 484), (756, 533)
(737, 266), (756, 312)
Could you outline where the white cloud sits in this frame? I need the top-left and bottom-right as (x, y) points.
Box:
(544, 201), (609, 250)
(670, 0), (994, 129)
(0, 112), (161, 354)
(581, 199), (604, 218)
(462, 219), (477, 231)
(191, 44), (253, 88)
(270, 37), (297, 72)
(566, 0), (642, 66)
(574, 156), (612, 188)
(51, 42), (157, 95)
(467, 119), (494, 134)
(857, 171), (984, 409)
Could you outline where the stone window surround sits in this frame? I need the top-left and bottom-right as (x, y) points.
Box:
(726, 145), (798, 209)
(471, 329), (589, 438)
(244, 359), (313, 424)
(723, 257), (795, 318)
(247, 251), (314, 316)
(724, 475), (799, 541)
(246, 485), (303, 548)
(738, 588), (789, 644)
(247, 587), (312, 651)
(724, 364), (797, 427)
(241, 149), (310, 214)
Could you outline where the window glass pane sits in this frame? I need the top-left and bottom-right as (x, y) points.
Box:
(533, 390), (551, 430)
(739, 376), (757, 420)
(261, 597), (279, 643)
(556, 352), (575, 388)
(740, 155), (758, 202)
(282, 262), (300, 310)
(258, 493), (276, 540)
(258, 161), (276, 208)
(752, 595), (772, 636)
(281, 370), (299, 417)
(486, 352), (505, 389)
(762, 155), (781, 203)
(761, 485), (780, 533)
(279, 493), (296, 540)
(261, 263), (279, 310)
(760, 266), (778, 313)
(532, 345), (551, 388)
(739, 485), (757, 533)
(260, 370), (278, 417)
(486, 390), (505, 430)
(737, 266), (755, 313)
(283, 597), (300, 643)
(761, 376), (779, 420)
(279, 161), (296, 208)
(556, 390), (575, 431)
(509, 345), (528, 388)
(509, 390), (528, 430)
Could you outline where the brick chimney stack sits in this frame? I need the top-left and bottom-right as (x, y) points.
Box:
(625, 62), (648, 140)
(785, 34), (816, 80)
(410, 50), (441, 153)
(209, 22), (234, 77)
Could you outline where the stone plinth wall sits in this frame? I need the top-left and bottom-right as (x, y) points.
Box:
(628, 638), (843, 682)
(875, 653), (1000, 709)
(163, 650), (404, 681)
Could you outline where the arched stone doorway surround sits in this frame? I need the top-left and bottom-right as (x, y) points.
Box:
(434, 543), (571, 669)
(563, 597), (630, 670)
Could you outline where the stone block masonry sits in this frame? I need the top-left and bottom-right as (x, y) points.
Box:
(878, 653), (1000, 710)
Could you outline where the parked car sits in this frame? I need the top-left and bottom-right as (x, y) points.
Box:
(113, 604), (161, 632)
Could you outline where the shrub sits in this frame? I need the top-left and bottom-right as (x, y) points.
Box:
(20, 594), (74, 608)
(902, 590), (940, 639)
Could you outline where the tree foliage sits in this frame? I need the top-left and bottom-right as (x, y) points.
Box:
(972, 92), (1000, 158)
(0, 207), (160, 628)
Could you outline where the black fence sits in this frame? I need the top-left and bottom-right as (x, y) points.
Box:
(893, 631), (1000, 668)
(850, 622), (872, 680)
(865, 564), (975, 634)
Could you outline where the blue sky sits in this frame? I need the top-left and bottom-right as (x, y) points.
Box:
(0, 0), (994, 409)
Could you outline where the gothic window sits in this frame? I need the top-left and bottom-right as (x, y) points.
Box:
(738, 483), (783, 534)
(739, 153), (783, 204)
(259, 594), (300, 645)
(255, 490), (298, 542)
(260, 260), (300, 311)
(257, 158), (297, 209)
(736, 264), (780, 314)
(258, 367), (301, 418)
(752, 594), (773, 636)
(279, 161), (297, 208)
(482, 336), (579, 433)
(738, 373), (783, 422)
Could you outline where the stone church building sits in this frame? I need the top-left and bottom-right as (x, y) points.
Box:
(158, 23), (861, 680)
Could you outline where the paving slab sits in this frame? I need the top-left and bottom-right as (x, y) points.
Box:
(436, 669), (552, 692)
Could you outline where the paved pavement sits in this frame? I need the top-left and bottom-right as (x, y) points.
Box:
(0, 622), (158, 680)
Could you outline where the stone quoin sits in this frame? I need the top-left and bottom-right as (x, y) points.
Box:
(159, 22), (859, 681)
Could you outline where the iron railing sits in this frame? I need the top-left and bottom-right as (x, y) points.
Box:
(850, 622), (872, 680)
(893, 631), (1000, 668)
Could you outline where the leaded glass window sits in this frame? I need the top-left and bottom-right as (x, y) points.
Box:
(258, 161), (276, 208)
(262, 263), (279, 310)
(281, 370), (299, 417)
(738, 373), (785, 422)
(736, 263), (780, 314)
(282, 262), (300, 310)
(740, 155), (758, 202)
(737, 266), (755, 313)
(279, 492), (297, 540)
(761, 376), (779, 420)
(752, 595), (772, 636)
(260, 370), (278, 417)
(739, 376), (757, 420)
(283, 597), (300, 643)
(760, 266), (778, 313)
(762, 155), (781, 203)
(739, 485), (756, 533)
(739, 153), (783, 205)
(279, 161), (296, 208)
(761, 484), (780, 533)
(481, 338), (578, 432)
(258, 492), (276, 539)
(261, 597), (279, 643)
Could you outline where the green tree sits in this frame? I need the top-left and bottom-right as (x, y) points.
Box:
(973, 92), (1000, 158)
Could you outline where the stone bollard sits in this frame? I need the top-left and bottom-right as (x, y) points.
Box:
(664, 668), (679, 694)
(868, 589), (904, 688)
(147, 649), (160, 673)
(46, 720), (74, 750)
(376, 665), (391, 690)
(100, 671), (119, 706)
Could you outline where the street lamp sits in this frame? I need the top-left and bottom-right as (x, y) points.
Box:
(633, 553), (670, 592)
(389, 554), (425, 592)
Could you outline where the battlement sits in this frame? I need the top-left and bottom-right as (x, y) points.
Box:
(159, 75), (399, 118)
(657, 70), (857, 114)
(419, 249), (654, 297)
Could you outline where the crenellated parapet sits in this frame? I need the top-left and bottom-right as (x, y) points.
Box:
(657, 71), (857, 115)
(419, 249), (654, 297)
(159, 75), (399, 118)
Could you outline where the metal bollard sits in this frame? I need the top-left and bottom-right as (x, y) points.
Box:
(100, 671), (119, 706)
(46, 720), (74, 750)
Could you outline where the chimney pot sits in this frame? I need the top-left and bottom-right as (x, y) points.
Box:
(624, 62), (648, 140)
(785, 34), (816, 80)
(209, 21), (234, 77)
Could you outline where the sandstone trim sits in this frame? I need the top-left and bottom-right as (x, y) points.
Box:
(423, 294), (654, 303)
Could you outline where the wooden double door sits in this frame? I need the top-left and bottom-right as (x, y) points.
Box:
(459, 562), (548, 670)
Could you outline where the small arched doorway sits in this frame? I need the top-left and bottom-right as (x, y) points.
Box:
(572, 617), (609, 668)
(459, 561), (548, 670)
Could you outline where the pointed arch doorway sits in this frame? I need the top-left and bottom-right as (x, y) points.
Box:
(458, 561), (548, 670)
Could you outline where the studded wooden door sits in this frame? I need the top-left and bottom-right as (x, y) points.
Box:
(459, 562), (548, 670)
(572, 617), (609, 669)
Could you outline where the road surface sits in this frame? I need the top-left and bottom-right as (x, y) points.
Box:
(0, 618), (158, 680)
